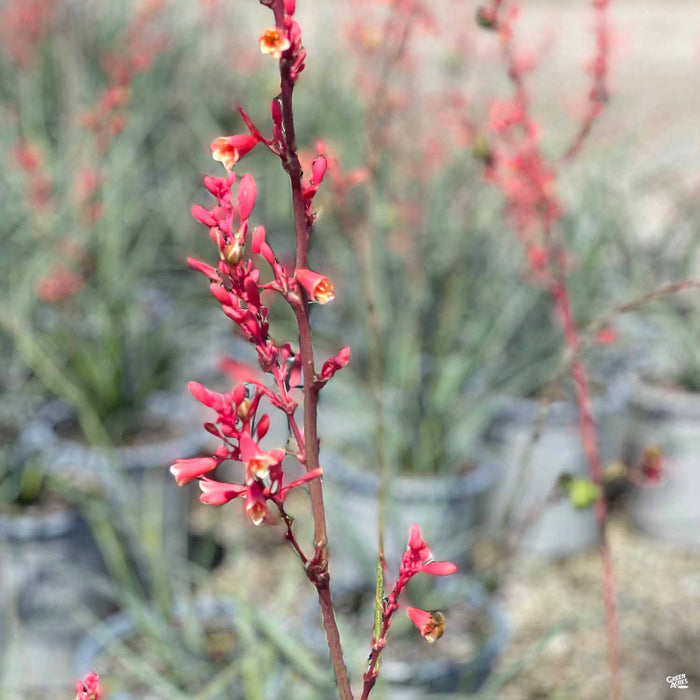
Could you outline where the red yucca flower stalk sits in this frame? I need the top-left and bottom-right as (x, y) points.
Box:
(475, 2), (620, 698)
(168, 1), (458, 697)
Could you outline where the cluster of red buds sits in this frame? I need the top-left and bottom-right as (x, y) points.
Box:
(173, 163), (348, 524)
(75, 672), (101, 700)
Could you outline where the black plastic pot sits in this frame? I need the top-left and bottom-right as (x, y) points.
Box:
(323, 455), (496, 588)
(484, 376), (631, 557)
(0, 503), (108, 696)
(19, 393), (212, 567)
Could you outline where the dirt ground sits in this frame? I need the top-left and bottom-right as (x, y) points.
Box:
(492, 516), (700, 699)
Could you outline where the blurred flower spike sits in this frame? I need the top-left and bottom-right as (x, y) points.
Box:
(75, 672), (101, 700)
(259, 27), (290, 59)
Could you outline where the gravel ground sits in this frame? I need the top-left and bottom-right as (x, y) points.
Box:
(491, 516), (700, 700)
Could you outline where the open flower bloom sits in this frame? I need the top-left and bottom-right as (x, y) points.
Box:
(239, 432), (284, 482)
(295, 268), (335, 304)
(259, 27), (291, 58)
(245, 480), (269, 525)
(210, 134), (259, 171)
(406, 607), (446, 643)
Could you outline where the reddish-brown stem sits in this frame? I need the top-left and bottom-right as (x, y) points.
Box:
(277, 502), (309, 566)
(270, 3), (353, 697)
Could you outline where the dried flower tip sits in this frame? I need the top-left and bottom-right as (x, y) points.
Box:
(295, 268), (335, 304)
(259, 27), (290, 59)
(406, 608), (446, 643)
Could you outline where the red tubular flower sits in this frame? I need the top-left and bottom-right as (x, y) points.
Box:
(187, 257), (220, 282)
(295, 268), (335, 304)
(407, 524), (432, 562)
(319, 346), (351, 382)
(170, 456), (218, 486)
(210, 135), (259, 171)
(258, 27), (290, 59)
(188, 381), (225, 410)
(421, 560), (458, 576)
(237, 173), (257, 220)
(406, 608), (446, 643)
(240, 432), (283, 482)
(191, 204), (217, 227)
(199, 477), (246, 506)
(75, 671), (101, 700)
(245, 480), (269, 525)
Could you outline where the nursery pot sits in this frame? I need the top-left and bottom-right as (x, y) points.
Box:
(0, 500), (109, 696)
(74, 599), (242, 700)
(19, 393), (212, 569)
(73, 598), (331, 700)
(484, 377), (630, 557)
(323, 455), (496, 588)
(626, 379), (700, 546)
(306, 575), (508, 698)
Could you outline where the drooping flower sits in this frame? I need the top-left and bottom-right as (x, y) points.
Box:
(259, 27), (290, 59)
(406, 607), (446, 643)
(295, 268), (335, 304)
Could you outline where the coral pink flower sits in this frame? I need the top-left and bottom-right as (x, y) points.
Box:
(406, 607), (446, 643)
(245, 480), (269, 525)
(170, 457), (218, 486)
(199, 477), (246, 506)
(75, 672), (101, 700)
(320, 346), (351, 382)
(210, 135), (259, 171)
(239, 432), (283, 482)
(295, 269), (335, 304)
(259, 27), (290, 59)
